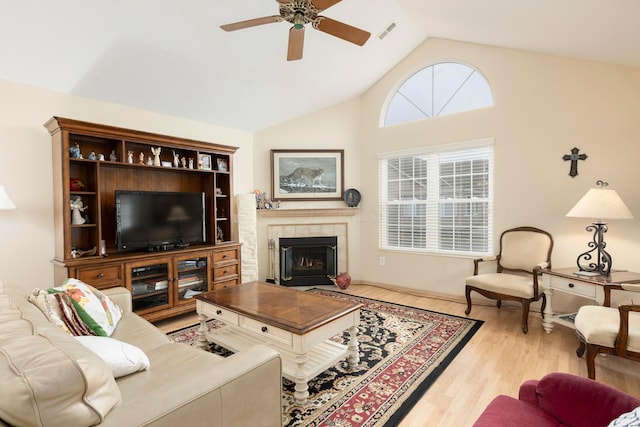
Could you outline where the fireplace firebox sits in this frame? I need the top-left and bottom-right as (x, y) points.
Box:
(279, 236), (337, 286)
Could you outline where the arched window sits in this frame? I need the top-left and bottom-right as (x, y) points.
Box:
(383, 62), (493, 126)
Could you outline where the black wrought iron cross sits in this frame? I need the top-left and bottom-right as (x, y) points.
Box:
(562, 147), (588, 177)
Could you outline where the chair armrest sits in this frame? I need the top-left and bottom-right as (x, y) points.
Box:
(473, 256), (497, 275)
(518, 379), (539, 405)
(101, 287), (132, 313)
(535, 262), (549, 270)
(616, 304), (640, 357)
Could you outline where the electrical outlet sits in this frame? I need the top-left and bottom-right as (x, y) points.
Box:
(379, 256), (385, 266)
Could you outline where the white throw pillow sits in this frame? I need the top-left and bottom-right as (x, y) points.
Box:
(608, 406), (640, 427)
(75, 336), (150, 378)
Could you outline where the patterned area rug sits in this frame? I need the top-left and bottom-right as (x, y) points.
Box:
(168, 289), (483, 426)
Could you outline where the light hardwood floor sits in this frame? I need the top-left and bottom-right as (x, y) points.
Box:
(154, 284), (640, 426)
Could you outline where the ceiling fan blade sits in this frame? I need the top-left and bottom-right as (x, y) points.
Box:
(287, 27), (304, 61)
(315, 16), (370, 46)
(220, 16), (281, 32)
(311, 0), (342, 12)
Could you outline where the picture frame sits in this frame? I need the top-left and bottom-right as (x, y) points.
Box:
(271, 149), (344, 201)
(217, 158), (228, 172)
(199, 154), (212, 170)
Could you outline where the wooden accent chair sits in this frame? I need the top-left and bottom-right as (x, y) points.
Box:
(465, 226), (553, 333)
(574, 284), (640, 379)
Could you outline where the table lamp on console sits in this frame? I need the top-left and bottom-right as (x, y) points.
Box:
(0, 184), (16, 211)
(566, 180), (633, 276)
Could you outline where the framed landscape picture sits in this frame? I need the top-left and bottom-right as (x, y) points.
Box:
(271, 149), (344, 201)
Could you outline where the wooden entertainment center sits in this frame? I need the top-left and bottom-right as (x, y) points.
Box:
(46, 117), (242, 322)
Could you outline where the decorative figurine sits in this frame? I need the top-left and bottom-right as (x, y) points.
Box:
(110, 149), (117, 162)
(146, 156), (153, 166)
(70, 246), (97, 259)
(151, 147), (162, 166)
(188, 158), (194, 169)
(70, 196), (87, 225)
(69, 143), (82, 159)
(139, 152), (145, 164)
(181, 157), (187, 168)
(216, 225), (224, 243)
(173, 151), (180, 168)
(127, 150), (134, 164)
(88, 151), (97, 160)
(98, 153), (105, 161)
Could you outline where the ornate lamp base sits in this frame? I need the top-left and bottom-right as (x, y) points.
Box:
(576, 222), (611, 276)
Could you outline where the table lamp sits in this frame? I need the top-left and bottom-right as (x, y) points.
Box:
(566, 180), (633, 276)
(0, 185), (16, 210)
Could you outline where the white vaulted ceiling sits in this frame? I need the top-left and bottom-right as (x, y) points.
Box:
(0, 0), (638, 131)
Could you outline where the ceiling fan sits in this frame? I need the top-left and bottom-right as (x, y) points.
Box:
(220, 0), (371, 61)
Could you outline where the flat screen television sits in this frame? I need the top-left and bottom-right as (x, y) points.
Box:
(115, 190), (206, 252)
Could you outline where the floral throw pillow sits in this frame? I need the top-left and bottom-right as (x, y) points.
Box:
(49, 279), (122, 336)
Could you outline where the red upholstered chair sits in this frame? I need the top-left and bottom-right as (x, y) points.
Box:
(465, 226), (553, 333)
(474, 372), (640, 427)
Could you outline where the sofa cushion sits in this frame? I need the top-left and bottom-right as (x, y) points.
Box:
(0, 328), (121, 427)
(76, 336), (150, 378)
(110, 311), (172, 353)
(49, 279), (123, 336)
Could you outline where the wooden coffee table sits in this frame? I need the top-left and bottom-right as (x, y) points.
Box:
(194, 281), (362, 403)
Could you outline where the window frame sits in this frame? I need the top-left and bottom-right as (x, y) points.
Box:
(382, 61), (494, 127)
(378, 138), (494, 257)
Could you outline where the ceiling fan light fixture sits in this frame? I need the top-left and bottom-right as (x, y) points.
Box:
(293, 11), (305, 30)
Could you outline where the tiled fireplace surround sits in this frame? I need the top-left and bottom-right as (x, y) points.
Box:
(257, 208), (358, 283)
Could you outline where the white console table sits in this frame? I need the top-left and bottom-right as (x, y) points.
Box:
(541, 268), (640, 333)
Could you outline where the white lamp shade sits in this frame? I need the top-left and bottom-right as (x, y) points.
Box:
(566, 187), (633, 220)
(0, 185), (16, 210)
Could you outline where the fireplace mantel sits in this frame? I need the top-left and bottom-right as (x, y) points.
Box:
(257, 208), (358, 218)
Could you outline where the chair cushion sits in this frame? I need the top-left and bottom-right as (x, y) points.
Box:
(466, 273), (535, 299)
(575, 306), (640, 352)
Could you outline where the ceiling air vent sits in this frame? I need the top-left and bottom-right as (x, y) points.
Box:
(378, 22), (397, 40)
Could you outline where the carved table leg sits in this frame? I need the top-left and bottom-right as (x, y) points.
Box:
(542, 288), (555, 334)
(347, 324), (360, 369)
(294, 353), (309, 404)
(197, 313), (210, 351)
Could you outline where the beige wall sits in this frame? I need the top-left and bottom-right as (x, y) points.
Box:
(0, 80), (253, 289)
(255, 38), (640, 304)
(358, 38), (640, 297)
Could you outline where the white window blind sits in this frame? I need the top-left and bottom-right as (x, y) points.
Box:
(378, 139), (494, 256)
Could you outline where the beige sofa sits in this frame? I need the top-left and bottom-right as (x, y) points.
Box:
(0, 281), (283, 427)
